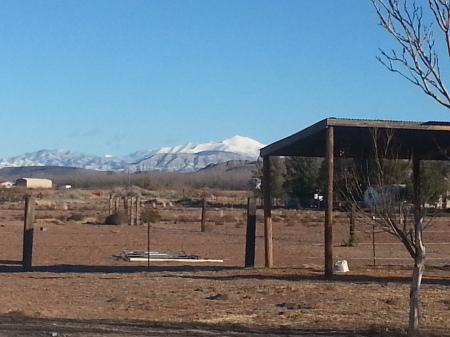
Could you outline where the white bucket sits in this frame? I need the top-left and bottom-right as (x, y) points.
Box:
(334, 260), (349, 273)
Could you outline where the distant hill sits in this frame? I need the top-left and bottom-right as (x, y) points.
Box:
(0, 166), (113, 182)
(0, 136), (264, 173)
(0, 160), (255, 191)
(200, 160), (257, 172)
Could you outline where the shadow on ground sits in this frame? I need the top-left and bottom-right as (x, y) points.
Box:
(1, 262), (449, 286)
(170, 265), (450, 286)
(0, 313), (425, 337)
(0, 263), (238, 274)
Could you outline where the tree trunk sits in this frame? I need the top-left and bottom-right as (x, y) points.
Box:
(408, 237), (425, 337)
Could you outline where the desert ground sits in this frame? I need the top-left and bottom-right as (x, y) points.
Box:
(0, 189), (449, 336)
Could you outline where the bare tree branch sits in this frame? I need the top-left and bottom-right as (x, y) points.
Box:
(372, 0), (450, 109)
(336, 127), (438, 336)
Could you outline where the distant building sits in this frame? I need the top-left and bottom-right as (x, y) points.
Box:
(16, 178), (53, 189)
(0, 181), (13, 189)
(363, 185), (407, 208)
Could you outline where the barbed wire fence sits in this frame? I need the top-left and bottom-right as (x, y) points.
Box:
(0, 196), (449, 270)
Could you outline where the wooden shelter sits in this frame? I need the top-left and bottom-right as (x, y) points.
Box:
(260, 118), (450, 278)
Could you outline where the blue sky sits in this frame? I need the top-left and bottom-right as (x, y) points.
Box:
(1, 1), (449, 158)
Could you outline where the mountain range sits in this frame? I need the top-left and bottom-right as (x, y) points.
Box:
(0, 136), (265, 173)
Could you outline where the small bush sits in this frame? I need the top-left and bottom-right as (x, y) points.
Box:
(0, 189), (26, 203)
(104, 211), (128, 225)
(140, 208), (161, 224)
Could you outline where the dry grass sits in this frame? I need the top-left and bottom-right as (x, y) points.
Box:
(0, 188), (450, 336)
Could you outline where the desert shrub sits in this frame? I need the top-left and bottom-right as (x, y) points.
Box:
(104, 211), (128, 225)
(0, 189), (26, 203)
(111, 188), (127, 198)
(140, 207), (161, 224)
(57, 215), (68, 222)
(67, 213), (85, 222)
(134, 178), (159, 190)
(111, 186), (142, 198)
(176, 215), (197, 223)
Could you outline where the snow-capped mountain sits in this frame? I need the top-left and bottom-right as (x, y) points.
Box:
(0, 136), (264, 172)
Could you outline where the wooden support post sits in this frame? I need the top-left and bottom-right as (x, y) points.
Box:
(136, 197), (141, 225)
(263, 156), (273, 268)
(22, 196), (36, 271)
(349, 203), (356, 245)
(124, 197), (129, 211)
(123, 197), (129, 225)
(201, 198), (206, 232)
(130, 197), (135, 226)
(372, 221), (376, 266)
(325, 126), (334, 279)
(245, 197), (257, 267)
(147, 220), (150, 268)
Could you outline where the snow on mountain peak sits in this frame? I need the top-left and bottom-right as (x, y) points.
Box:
(152, 136), (264, 157)
(221, 135), (265, 156)
(222, 135), (261, 146)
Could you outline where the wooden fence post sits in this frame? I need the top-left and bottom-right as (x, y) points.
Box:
(136, 197), (141, 225)
(130, 197), (135, 226)
(109, 194), (113, 215)
(114, 197), (119, 212)
(372, 221), (376, 266)
(22, 196), (35, 271)
(201, 198), (207, 232)
(147, 220), (151, 268)
(245, 197), (257, 267)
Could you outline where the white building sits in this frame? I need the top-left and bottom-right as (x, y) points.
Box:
(0, 181), (13, 188)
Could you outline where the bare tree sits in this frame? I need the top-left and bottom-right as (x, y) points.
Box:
(372, 0), (450, 108)
(338, 128), (438, 337)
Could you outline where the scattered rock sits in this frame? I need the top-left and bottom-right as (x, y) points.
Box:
(206, 293), (229, 300)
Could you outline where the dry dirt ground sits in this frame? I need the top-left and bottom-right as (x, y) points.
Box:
(0, 192), (449, 336)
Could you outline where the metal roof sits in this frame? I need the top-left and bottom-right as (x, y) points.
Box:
(260, 118), (450, 160)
